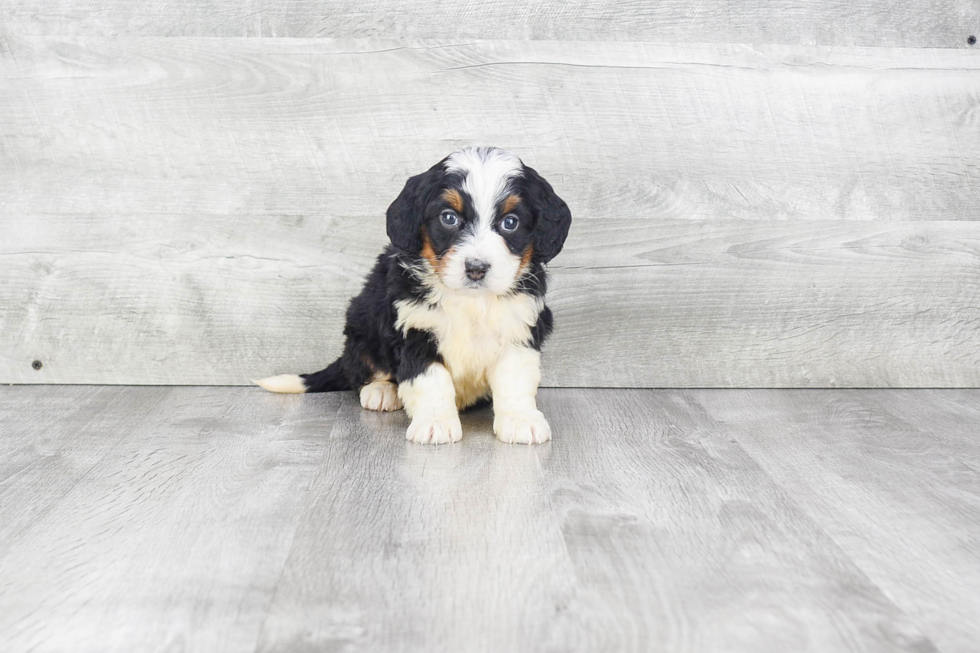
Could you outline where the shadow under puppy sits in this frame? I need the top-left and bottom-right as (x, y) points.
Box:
(255, 146), (571, 444)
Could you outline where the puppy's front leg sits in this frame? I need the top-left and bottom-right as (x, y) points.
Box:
(397, 329), (462, 445)
(489, 345), (551, 444)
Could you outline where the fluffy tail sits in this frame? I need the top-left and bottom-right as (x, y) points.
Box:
(252, 359), (350, 394)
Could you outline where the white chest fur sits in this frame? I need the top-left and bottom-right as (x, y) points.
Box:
(394, 291), (544, 408)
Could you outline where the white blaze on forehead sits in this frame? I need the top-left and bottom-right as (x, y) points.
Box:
(444, 147), (523, 229)
(440, 147), (526, 294)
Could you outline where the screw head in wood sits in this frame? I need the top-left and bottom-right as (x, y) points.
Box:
(969, 35), (977, 46)
(32, 360), (43, 370)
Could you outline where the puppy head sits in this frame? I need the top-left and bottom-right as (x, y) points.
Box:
(386, 146), (572, 294)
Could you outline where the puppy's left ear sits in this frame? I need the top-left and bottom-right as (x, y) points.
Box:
(386, 162), (445, 254)
(523, 164), (572, 264)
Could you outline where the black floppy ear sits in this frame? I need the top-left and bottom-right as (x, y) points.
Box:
(386, 162), (445, 254)
(522, 164), (572, 264)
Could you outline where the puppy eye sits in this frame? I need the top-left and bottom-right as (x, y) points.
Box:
(441, 211), (459, 227)
(500, 214), (519, 232)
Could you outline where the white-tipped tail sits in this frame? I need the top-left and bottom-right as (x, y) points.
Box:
(252, 374), (307, 394)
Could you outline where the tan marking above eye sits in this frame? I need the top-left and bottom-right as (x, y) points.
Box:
(502, 194), (522, 214)
(442, 188), (464, 212)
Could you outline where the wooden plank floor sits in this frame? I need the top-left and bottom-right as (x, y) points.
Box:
(1, 387), (978, 652)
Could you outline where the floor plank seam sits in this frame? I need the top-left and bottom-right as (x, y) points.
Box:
(0, 388), (171, 557)
(251, 393), (350, 652)
(688, 390), (959, 653)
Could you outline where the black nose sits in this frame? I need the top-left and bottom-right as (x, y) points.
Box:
(465, 258), (490, 281)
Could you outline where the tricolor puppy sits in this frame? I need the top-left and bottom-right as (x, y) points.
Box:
(255, 147), (571, 444)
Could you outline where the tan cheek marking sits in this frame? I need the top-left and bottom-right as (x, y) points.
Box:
(436, 247), (456, 277)
(421, 230), (439, 268)
(502, 194), (522, 214)
(442, 188), (464, 212)
(421, 229), (455, 280)
(516, 244), (534, 279)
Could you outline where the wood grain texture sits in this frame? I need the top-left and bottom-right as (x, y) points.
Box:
(0, 386), (343, 653)
(259, 389), (935, 652)
(2, 37), (979, 387)
(543, 389), (942, 652)
(3, 38), (979, 222)
(5, 386), (980, 651)
(0, 386), (168, 558)
(3, 215), (979, 387)
(693, 389), (980, 653)
(0, 0), (977, 47)
(257, 394), (578, 652)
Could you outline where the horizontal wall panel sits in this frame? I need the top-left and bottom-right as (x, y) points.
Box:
(2, 37), (978, 386)
(2, 38), (978, 224)
(0, 2), (977, 48)
(3, 215), (978, 387)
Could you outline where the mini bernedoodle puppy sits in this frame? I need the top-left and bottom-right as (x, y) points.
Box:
(255, 146), (571, 445)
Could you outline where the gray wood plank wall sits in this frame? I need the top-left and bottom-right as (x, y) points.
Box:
(1, 7), (979, 387)
(1, 1), (977, 47)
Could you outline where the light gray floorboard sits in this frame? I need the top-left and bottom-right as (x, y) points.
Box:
(0, 386), (169, 558)
(3, 387), (979, 652)
(692, 389), (980, 653)
(259, 390), (935, 652)
(257, 394), (580, 653)
(532, 389), (935, 652)
(0, 386), (343, 653)
(0, 1), (975, 47)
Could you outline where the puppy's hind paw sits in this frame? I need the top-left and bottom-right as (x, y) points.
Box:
(359, 381), (403, 412)
(494, 409), (552, 445)
(406, 410), (463, 445)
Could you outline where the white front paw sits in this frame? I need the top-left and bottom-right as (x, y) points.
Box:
(359, 381), (403, 412)
(494, 409), (552, 444)
(406, 410), (463, 445)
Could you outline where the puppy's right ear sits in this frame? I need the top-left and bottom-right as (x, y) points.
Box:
(386, 164), (444, 254)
